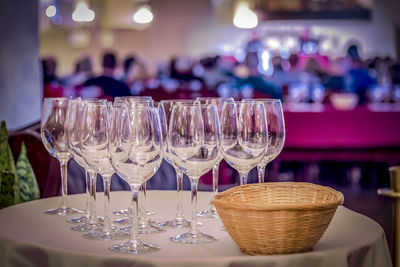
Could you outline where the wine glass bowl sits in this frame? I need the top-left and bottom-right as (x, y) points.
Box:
(109, 104), (163, 254)
(168, 102), (220, 244)
(257, 99), (285, 183)
(41, 97), (83, 215)
(158, 99), (199, 228)
(220, 99), (269, 185)
(195, 97), (228, 219)
(66, 99), (109, 226)
(79, 101), (128, 240)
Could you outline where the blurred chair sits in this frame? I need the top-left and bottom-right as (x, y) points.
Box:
(8, 126), (60, 198)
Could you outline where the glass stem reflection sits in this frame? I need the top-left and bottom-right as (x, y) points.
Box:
(85, 170), (90, 217)
(210, 163), (219, 212)
(239, 173), (248, 186)
(139, 183), (148, 226)
(176, 170), (184, 220)
(142, 181), (148, 213)
(257, 164), (266, 183)
(60, 160), (69, 209)
(89, 171), (97, 224)
(130, 186), (140, 244)
(189, 177), (199, 235)
(103, 175), (112, 234)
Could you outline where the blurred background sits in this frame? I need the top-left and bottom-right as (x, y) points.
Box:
(1, 0), (400, 253)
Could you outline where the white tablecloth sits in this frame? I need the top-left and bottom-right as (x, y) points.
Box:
(0, 190), (392, 267)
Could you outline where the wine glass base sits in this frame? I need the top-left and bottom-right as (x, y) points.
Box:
(145, 209), (156, 216)
(67, 215), (87, 224)
(170, 230), (218, 244)
(114, 218), (130, 225)
(70, 219), (104, 232)
(109, 240), (160, 254)
(113, 209), (128, 216)
(197, 209), (218, 219)
(139, 220), (166, 234)
(69, 216), (104, 224)
(83, 227), (129, 241)
(159, 218), (191, 229)
(113, 209), (156, 216)
(121, 220), (167, 234)
(45, 207), (84, 216)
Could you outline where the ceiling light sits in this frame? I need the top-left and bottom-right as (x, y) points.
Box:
(45, 5), (57, 18)
(132, 4), (153, 24)
(233, 2), (258, 29)
(72, 2), (95, 22)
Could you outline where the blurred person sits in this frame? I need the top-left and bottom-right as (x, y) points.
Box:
(120, 55), (137, 84)
(343, 44), (376, 104)
(121, 55), (151, 95)
(169, 56), (198, 82)
(296, 31), (330, 72)
(268, 55), (288, 90)
(199, 55), (230, 90)
(63, 56), (93, 86)
(389, 60), (400, 86)
(42, 57), (64, 98)
(42, 57), (58, 84)
(234, 52), (282, 100)
(83, 51), (131, 99)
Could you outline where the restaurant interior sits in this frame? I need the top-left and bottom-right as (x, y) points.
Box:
(1, 0), (400, 265)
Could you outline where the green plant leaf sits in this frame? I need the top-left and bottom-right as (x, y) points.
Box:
(16, 142), (40, 202)
(0, 121), (20, 206)
(0, 170), (16, 208)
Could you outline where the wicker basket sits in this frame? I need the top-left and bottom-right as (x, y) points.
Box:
(211, 182), (344, 255)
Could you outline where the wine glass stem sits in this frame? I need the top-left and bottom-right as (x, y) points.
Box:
(210, 162), (219, 212)
(103, 175), (112, 232)
(85, 170), (90, 217)
(175, 170), (184, 220)
(139, 184), (148, 226)
(89, 171), (97, 224)
(143, 181), (148, 211)
(257, 164), (266, 183)
(239, 173), (247, 186)
(189, 177), (199, 235)
(130, 186), (140, 243)
(59, 160), (69, 209)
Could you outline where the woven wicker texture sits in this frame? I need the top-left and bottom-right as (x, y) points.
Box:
(211, 182), (344, 255)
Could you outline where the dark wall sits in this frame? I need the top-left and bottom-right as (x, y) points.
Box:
(0, 0), (41, 130)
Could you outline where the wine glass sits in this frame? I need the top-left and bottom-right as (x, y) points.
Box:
(257, 99), (285, 183)
(158, 99), (198, 228)
(113, 96), (155, 217)
(66, 99), (105, 231)
(109, 105), (163, 254)
(196, 97), (228, 219)
(40, 97), (83, 215)
(80, 101), (128, 240)
(220, 99), (268, 185)
(168, 102), (220, 244)
(112, 98), (164, 234)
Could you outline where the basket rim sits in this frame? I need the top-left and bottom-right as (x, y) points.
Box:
(210, 182), (344, 211)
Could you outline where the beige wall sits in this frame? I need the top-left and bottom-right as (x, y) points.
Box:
(40, 0), (217, 75)
(40, 0), (397, 76)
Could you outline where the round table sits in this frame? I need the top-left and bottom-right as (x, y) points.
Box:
(0, 190), (392, 267)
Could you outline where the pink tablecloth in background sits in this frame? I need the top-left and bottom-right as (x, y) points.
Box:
(284, 104), (400, 149)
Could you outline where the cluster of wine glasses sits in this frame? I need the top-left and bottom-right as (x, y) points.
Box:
(40, 96), (285, 254)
